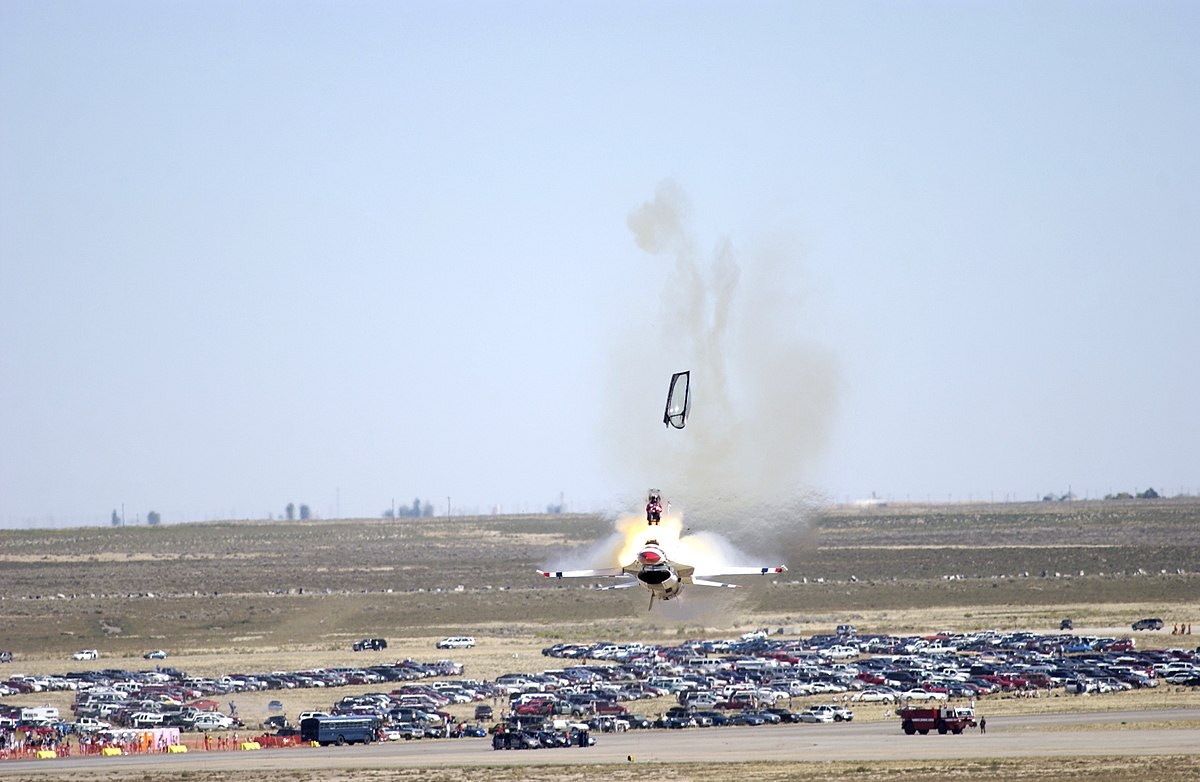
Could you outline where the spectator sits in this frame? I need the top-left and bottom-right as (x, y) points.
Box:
(980, 716), (987, 734)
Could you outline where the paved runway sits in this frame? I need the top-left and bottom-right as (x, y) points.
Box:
(3, 708), (1198, 776)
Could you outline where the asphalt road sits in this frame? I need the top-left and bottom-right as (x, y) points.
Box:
(3, 708), (1199, 776)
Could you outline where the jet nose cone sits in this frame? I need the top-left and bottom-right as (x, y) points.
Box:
(639, 549), (661, 564)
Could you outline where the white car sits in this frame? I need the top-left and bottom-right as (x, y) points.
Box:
(192, 713), (235, 731)
(902, 688), (948, 702)
(802, 704), (854, 722)
(382, 725), (423, 740)
(297, 711), (330, 722)
(72, 649), (99, 661)
(436, 636), (476, 649)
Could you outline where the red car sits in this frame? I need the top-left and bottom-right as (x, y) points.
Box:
(593, 701), (627, 715)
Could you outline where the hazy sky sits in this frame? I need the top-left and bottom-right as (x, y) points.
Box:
(2, 1), (1197, 527)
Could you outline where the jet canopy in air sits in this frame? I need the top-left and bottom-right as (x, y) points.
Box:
(663, 371), (691, 429)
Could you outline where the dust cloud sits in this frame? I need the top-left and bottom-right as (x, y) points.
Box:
(601, 179), (841, 561)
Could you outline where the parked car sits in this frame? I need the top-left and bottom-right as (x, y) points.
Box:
(73, 717), (111, 732)
(624, 713), (654, 729)
(130, 712), (165, 729)
(749, 709), (782, 724)
(799, 708), (834, 723)
(436, 636), (475, 649)
(1060, 618), (1073, 630)
(352, 638), (388, 652)
(730, 712), (767, 726)
(0, 651), (12, 663)
(1132, 618), (1164, 631)
(765, 707), (801, 723)
(143, 649), (168, 659)
(693, 710), (730, 726)
(72, 649), (98, 661)
(593, 700), (628, 715)
(192, 713), (235, 731)
(383, 724), (424, 741)
(801, 704), (854, 722)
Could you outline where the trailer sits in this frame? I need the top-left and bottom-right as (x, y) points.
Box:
(898, 706), (975, 735)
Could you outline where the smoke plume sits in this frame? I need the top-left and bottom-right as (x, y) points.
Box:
(603, 180), (841, 555)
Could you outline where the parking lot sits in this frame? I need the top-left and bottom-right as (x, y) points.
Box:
(4, 625), (1197, 762)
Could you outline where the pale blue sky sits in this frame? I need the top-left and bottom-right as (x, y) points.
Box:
(2, 1), (1197, 527)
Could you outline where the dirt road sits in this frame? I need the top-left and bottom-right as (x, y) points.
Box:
(4, 708), (1197, 778)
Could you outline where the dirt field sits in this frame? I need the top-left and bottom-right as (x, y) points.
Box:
(1, 499), (1197, 659)
(1, 498), (1198, 780)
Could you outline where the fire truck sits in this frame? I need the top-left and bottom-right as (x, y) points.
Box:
(898, 706), (976, 735)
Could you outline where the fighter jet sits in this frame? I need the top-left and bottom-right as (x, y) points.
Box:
(538, 539), (787, 610)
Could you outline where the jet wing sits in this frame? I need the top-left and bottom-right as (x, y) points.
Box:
(692, 565), (788, 578)
(671, 560), (787, 585)
(538, 567), (625, 579)
(538, 568), (640, 592)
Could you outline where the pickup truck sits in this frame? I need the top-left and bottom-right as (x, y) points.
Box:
(73, 717), (112, 732)
(72, 649), (99, 661)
